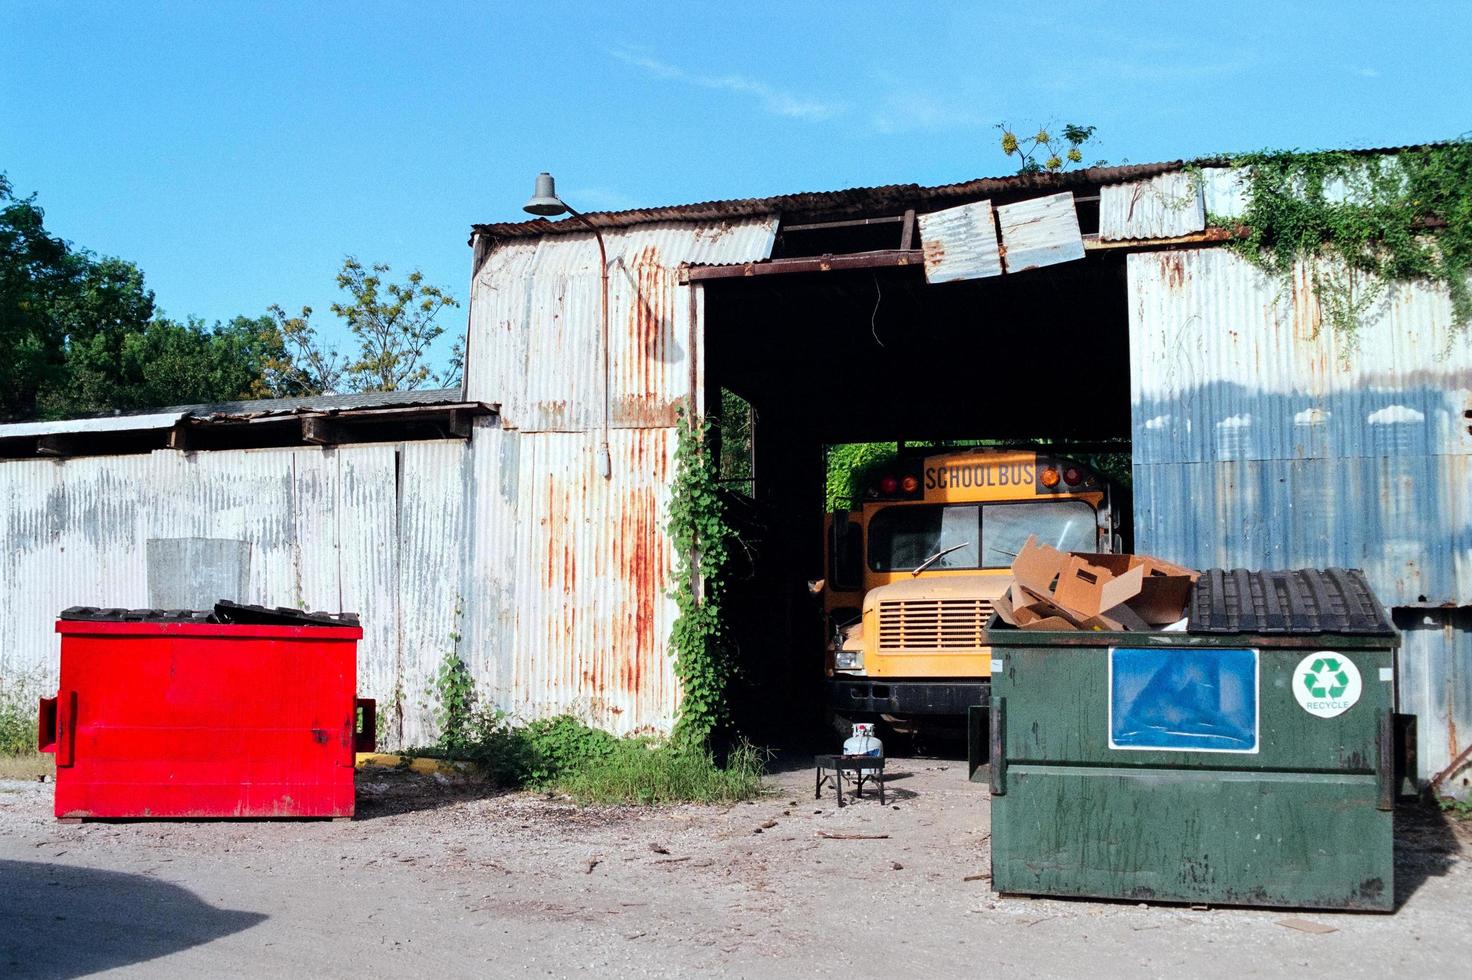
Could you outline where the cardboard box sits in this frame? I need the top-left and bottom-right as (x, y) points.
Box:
(996, 537), (1197, 632)
(1069, 552), (1198, 625)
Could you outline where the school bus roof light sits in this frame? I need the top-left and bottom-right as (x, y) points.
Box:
(1040, 466), (1061, 489)
(1064, 467), (1082, 487)
(900, 474), (920, 493)
(878, 475), (899, 494)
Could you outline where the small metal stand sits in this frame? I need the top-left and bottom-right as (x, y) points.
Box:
(814, 753), (886, 807)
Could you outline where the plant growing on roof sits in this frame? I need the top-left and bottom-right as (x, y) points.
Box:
(997, 122), (1099, 175)
(668, 408), (736, 746)
(1219, 140), (1472, 352)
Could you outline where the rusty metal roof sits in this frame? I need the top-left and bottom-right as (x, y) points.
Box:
(472, 143), (1456, 243)
(472, 161), (1191, 241)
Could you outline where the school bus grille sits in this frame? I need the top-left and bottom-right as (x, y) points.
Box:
(877, 598), (993, 652)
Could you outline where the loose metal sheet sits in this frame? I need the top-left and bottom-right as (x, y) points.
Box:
(917, 200), (1002, 283)
(996, 192), (1084, 273)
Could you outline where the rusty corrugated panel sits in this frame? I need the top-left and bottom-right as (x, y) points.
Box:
(1128, 246), (1472, 785)
(501, 427), (678, 735)
(997, 192), (1085, 273)
(467, 219), (777, 432)
(471, 162), (1197, 240)
(1098, 172), (1205, 241)
(917, 200), (1002, 283)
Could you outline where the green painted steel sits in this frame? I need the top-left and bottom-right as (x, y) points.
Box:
(988, 628), (1397, 911)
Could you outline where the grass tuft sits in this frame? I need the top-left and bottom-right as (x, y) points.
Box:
(413, 712), (765, 805)
(547, 739), (766, 806)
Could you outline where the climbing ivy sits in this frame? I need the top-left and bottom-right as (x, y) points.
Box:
(668, 409), (735, 747)
(1219, 140), (1472, 350)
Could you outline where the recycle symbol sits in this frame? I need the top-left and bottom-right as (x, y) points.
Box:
(1303, 656), (1350, 699)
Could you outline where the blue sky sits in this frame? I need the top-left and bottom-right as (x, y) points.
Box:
(4, 1), (1468, 367)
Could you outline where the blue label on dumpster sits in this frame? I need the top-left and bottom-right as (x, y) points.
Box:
(1109, 647), (1259, 753)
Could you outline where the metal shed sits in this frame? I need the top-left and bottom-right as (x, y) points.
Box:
(2, 149), (1469, 790)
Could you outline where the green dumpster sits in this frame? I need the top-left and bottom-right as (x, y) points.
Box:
(988, 568), (1399, 911)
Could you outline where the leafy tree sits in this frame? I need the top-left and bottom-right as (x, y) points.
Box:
(997, 122), (1100, 174)
(264, 257), (461, 395)
(61, 314), (285, 412)
(1, 174), (157, 419)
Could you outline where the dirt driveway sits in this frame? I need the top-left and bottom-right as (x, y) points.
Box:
(2, 758), (1469, 979)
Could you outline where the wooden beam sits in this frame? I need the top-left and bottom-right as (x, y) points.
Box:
(782, 215), (906, 233)
(684, 249), (925, 283)
(166, 422), (191, 451)
(447, 408), (473, 439)
(899, 209), (916, 251)
(301, 416), (342, 446)
(35, 435), (78, 457)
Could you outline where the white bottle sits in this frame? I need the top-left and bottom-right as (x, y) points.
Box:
(842, 722), (883, 776)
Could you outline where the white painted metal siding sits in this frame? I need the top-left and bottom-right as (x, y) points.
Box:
(996, 192), (1085, 273)
(917, 200), (1002, 283)
(0, 443), (483, 748)
(1099, 172), (1206, 240)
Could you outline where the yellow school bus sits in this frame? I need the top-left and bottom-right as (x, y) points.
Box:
(822, 447), (1118, 732)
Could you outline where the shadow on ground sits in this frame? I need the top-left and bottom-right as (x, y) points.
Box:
(353, 767), (515, 820)
(1395, 801), (1467, 908)
(0, 860), (265, 979)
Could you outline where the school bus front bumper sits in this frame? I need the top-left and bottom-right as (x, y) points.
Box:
(827, 677), (990, 716)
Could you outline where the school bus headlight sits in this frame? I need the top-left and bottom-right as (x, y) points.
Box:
(1040, 466), (1061, 488)
(835, 651), (864, 670)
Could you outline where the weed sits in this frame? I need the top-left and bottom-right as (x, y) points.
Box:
(547, 738), (767, 806)
(0, 674), (41, 756)
(411, 711), (765, 805)
(1437, 795), (1472, 821)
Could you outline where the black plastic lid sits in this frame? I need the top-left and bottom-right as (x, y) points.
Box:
(58, 602), (360, 628)
(1188, 568), (1395, 636)
(212, 600), (360, 628)
(59, 607), (216, 623)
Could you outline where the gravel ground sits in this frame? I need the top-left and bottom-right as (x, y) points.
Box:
(1, 759), (1469, 979)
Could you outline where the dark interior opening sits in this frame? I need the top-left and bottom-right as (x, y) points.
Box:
(702, 250), (1133, 748)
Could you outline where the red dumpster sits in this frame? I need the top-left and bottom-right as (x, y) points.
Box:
(40, 604), (374, 820)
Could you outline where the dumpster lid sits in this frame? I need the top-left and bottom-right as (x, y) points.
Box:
(1188, 568), (1395, 636)
(212, 600), (360, 628)
(59, 607), (216, 623)
(58, 602), (361, 628)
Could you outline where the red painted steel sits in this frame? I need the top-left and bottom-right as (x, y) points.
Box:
(41, 619), (368, 820)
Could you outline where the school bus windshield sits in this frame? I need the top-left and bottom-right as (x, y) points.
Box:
(868, 499), (1098, 571)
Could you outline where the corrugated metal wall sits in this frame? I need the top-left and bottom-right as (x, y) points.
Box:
(467, 219), (777, 431)
(1128, 246), (1472, 790)
(0, 442), (485, 749)
(454, 218), (777, 734)
(0, 218), (774, 746)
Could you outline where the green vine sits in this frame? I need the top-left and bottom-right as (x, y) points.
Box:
(1219, 140), (1472, 351)
(430, 597), (473, 756)
(668, 409), (736, 747)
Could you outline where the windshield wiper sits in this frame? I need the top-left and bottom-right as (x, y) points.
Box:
(912, 541), (972, 577)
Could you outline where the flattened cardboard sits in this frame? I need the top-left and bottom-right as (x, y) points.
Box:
(991, 590), (1019, 626)
(1011, 535), (1069, 600)
(1067, 551), (1196, 625)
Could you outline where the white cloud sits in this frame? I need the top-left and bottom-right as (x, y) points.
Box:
(1356, 67), (1382, 78)
(611, 49), (842, 122)
(869, 89), (988, 135)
